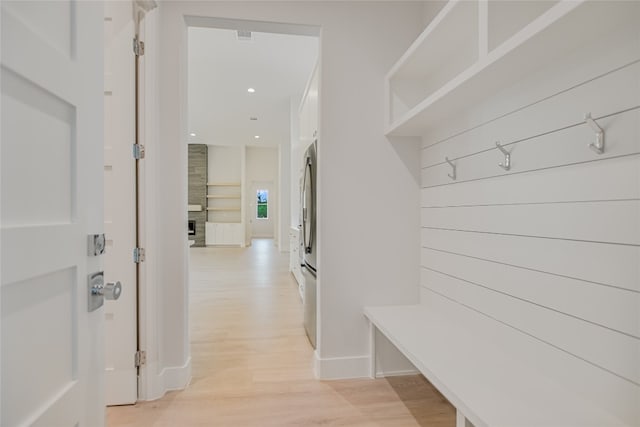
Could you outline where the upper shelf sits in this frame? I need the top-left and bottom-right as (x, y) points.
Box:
(385, 0), (640, 137)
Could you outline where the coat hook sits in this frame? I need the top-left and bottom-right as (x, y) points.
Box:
(495, 142), (511, 171)
(584, 113), (604, 154)
(445, 157), (456, 181)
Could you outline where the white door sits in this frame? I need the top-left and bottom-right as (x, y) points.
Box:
(104, 0), (138, 405)
(1, 1), (105, 426)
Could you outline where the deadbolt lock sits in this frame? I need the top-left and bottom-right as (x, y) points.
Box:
(88, 234), (106, 256)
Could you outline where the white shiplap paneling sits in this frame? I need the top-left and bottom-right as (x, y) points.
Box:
(421, 107), (640, 187)
(421, 200), (640, 245)
(420, 247), (639, 338)
(421, 154), (640, 207)
(421, 227), (640, 293)
(421, 60), (640, 166)
(421, 268), (640, 385)
(419, 33), (640, 424)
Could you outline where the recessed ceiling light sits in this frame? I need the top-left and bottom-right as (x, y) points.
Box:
(254, 135), (260, 139)
(247, 88), (255, 93)
(189, 132), (196, 137)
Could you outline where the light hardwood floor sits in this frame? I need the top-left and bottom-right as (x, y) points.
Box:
(107, 239), (455, 426)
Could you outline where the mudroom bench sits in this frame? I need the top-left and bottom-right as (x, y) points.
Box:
(364, 299), (631, 427)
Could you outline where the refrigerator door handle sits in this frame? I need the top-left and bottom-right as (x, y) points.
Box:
(304, 159), (313, 254)
(302, 205), (307, 252)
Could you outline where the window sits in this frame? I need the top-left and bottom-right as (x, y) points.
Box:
(256, 189), (268, 219)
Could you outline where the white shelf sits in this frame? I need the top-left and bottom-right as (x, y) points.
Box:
(386, 0), (640, 137)
(387, 0), (479, 126)
(207, 182), (240, 186)
(206, 181), (242, 223)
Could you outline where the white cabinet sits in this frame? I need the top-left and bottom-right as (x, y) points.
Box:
(206, 222), (243, 246)
(299, 61), (319, 143)
(289, 227), (304, 300)
(205, 222), (217, 245)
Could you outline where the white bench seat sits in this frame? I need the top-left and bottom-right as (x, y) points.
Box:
(365, 299), (631, 427)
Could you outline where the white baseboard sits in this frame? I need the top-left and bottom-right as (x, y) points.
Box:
(161, 356), (192, 391)
(313, 352), (370, 380)
(140, 357), (192, 401)
(375, 368), (419, 378)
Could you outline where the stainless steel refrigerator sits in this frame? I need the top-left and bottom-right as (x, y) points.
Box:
(301, 141), (317, 349)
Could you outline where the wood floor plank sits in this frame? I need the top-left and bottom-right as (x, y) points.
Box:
(107, 239), (455, 427)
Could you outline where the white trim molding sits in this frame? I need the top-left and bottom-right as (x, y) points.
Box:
(140, 358), (192, 401)
(313, 352), (370, 380)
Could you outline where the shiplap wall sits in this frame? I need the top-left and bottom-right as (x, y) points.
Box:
(419, 19), (639, 425)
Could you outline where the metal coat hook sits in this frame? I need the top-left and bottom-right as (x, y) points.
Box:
(445, 157), (456, 180)
(584, 113), (604, 154)
(495, 142), (511, 171)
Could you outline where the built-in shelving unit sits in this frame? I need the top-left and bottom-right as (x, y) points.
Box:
(206, 182), (241, 223)
(385, 0), (640, 136)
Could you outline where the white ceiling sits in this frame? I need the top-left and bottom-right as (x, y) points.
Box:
(187, 27), (318, 148)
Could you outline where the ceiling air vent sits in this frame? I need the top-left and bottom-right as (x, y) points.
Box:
(236, 30), (253, 41)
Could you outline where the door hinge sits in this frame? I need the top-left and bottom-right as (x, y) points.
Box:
(135, 350), (147, 367)
(133, 247), (146, 263)
(133, 36), (145, 56)
(133, 143), (145, 160)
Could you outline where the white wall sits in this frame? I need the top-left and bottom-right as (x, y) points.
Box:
(289, 96), (303, 229)
(246, 146), (278, 239)
(207, 145), (241, 182)
(151, 0), (428, 385)
(278, 141), (291, 251)
(418, 13), (640, 425)
(422, 0), (447, 26)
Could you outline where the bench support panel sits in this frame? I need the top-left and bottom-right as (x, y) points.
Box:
(457, 409), (474, 427)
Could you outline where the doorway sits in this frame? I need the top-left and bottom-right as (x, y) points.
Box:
(185, 18), (319, 386)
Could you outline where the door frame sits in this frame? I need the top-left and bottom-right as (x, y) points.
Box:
(129, 0), (165, 401)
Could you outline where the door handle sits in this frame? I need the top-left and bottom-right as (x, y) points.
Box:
(95, 281), (122, 300)
(87, 272), (122, 312)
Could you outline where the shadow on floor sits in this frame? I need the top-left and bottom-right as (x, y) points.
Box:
(325, 374), (456, 427)
(386, 375), (455, 427)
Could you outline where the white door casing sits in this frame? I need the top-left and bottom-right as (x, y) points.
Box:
(1, 1), (105, 426)
(104, 0), (138, 405)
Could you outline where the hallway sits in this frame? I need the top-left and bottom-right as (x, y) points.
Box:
(107, 240), (454, 426)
